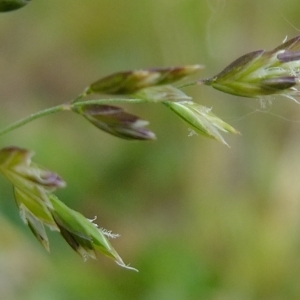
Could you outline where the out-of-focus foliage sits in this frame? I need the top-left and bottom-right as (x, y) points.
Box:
(0, 0), (30, 12)
(0, 147), (135, 270)
(1, 0), (300, 299)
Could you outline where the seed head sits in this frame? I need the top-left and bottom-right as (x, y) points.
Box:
(87, 65), (203, 95)
(164, 101), (240, 146)
(73, 104), (156, 140)
(203, 36), (300, 102)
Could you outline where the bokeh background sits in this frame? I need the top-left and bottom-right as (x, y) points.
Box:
(1, 0), (300, 299)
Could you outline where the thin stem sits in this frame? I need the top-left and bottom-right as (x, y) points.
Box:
(72, 98), (149, 107)
(0, 103), (71, 138)
(71, 89), (89, 104)
(176, 79), (205, 89)
(0, 98), (149, 138)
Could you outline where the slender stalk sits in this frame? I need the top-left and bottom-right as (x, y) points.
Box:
(72, 98), (149, 108)
(0, 103), (70, 137)
(71, 90), (88, 104)
(0, 98), (148, 138)
(176, 79), (205, 89)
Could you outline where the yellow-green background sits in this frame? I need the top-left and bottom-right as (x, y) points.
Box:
(1, 0), (300, 299)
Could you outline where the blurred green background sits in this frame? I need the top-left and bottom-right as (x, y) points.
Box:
(1, 0), (300, 299)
